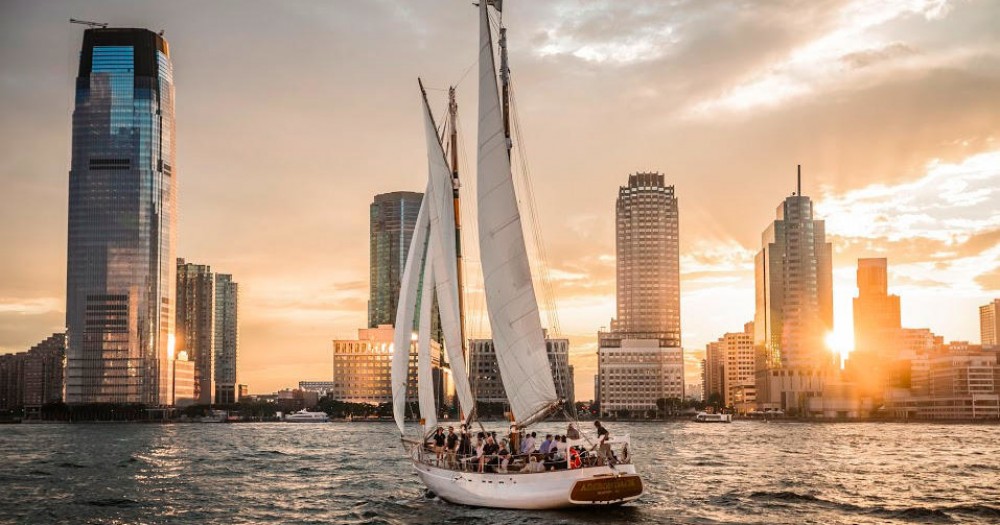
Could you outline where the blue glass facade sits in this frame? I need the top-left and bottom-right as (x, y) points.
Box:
(66, 29), (176, 405)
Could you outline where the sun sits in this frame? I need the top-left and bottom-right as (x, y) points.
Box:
(825, 329), (855, 367)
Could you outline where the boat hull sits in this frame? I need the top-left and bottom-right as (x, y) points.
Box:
(413, 461), (642, 510)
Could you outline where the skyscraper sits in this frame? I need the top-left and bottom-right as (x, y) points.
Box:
(754, 169), (833, 369)
(176, 259), (215, 405)
(65, 28), (177, 405)
(369, 192), (423, 329)
(754, 168), (834, 412)
(612, 172), (680, 343)
(369, 191), (443, 343)
(981, 299), (999, 347)
(214, 274), (239, 404)
(848, 258), (901, 396)
(598, 172), (684, 417)
(853, 258), (901, 354)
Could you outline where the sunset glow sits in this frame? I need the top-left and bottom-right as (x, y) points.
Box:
(1, 1), (998, 401)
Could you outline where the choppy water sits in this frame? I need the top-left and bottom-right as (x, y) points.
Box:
(1, 421), (998, 524)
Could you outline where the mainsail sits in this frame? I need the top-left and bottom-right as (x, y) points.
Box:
(476, 2), (558, 425)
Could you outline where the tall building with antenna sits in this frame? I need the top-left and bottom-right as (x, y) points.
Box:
(754, 166), (834, 412)
(65, 27), (177, 405)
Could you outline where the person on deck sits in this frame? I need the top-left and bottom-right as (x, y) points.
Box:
(480, 435), (499, 473)
(593, 421), (613, 466)
(497, 438), (512, 473)
(458, 427), (472, 464)
(432, 427), (447, 465)
(445, 426), (459, 468)
(539, 434), (553, 454)
(519, 455), (545, 473)
(520, 432), (536, 455)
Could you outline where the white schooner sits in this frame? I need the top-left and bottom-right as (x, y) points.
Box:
(391, 0), (643, 509)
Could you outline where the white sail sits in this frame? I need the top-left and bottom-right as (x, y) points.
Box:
(417, 241), (438, 432)
(421, 88), (476, 420)
(476, 2), (558, 425)
(392, 191), (430, 435)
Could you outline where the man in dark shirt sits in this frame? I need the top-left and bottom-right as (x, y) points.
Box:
(445, 426), (459, 468)
(480, 435), (500, 473)
(594, 421), (612, 466)
(433, 427), (446, 465)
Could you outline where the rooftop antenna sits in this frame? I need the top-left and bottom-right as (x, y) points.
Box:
(70, 18), (109, 29)
(797, 164), (802, 196)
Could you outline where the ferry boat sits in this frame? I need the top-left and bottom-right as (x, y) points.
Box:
(693, 412), (733, 423)
(284, 409), (329, 423)
(389, 0), (642, 509)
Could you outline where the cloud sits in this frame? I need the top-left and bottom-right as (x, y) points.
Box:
(817, 150), (1000, 244)
(687, 0), (967, 115)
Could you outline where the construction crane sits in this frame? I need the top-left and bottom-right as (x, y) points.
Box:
(70, 18), (108, 29)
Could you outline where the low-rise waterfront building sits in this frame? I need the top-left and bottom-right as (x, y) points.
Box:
(298, 381), (337, 396)
(332, 325), (452, 414)
(597, 332), (683, 418)
(468, 334), (575, 413)
(884, 348), (1000, 420)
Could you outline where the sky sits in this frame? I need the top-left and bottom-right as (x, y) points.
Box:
(1, 0), (999, 401)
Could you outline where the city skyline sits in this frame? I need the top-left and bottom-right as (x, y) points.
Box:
(2, 1), (1000, 399)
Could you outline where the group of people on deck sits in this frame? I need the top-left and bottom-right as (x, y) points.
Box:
(424, 421), (621, 473)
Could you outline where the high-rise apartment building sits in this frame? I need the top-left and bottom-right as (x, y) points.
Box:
(65, 28), (177, 405)
(754, 169), (834, 412)
(612, 173), (680, 343)
(468, 335), (575, 413)
(702, 342), (724, 402)
(703, 323), (755, 410)
(0, 333), (66, 412)
(176, 259), (215, 405)
(598, 172), (683, 417)
(980, 299), (999, 347)
(214, 274), (239, 404)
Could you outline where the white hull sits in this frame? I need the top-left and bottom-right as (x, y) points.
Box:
(413, 461), (641, 510)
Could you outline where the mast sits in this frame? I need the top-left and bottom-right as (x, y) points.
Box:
(499, 26), (512, 156)
(448, 86), (470, 422)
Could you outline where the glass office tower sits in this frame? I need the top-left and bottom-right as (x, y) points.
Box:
(65, 28), (177, 405)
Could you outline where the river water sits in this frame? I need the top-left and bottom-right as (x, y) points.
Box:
(1, 421), (997, 524)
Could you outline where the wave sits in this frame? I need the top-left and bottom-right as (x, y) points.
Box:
(943, 504), (1000, 519)
(81, 498), (140, 508)
(749, 490), (822, 503)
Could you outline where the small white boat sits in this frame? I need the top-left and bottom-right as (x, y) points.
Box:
(693, 412), (733, 423)
(199, 410), (227, 423)
(284, 409), (329, 423)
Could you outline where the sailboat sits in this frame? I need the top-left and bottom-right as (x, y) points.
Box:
(391, 1), (643, 509)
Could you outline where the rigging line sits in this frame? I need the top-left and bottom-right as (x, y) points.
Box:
(455, 116), (486, 341)
(452, 56), (478, 89)
(507, 78), (562, 337)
